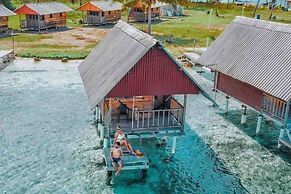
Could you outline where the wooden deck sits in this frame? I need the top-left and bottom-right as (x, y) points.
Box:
(103, 147), (149, 171)
(108, 114), (184, 140)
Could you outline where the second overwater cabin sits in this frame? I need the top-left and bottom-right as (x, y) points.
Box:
(0, 5), (16, 33)
(198, 16), (291, 149)
(14, 2), (73, 31)
(77, 1), (122, 25)
(79, 20), (214, 173)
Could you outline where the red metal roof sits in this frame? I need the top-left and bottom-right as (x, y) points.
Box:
(107, 46), (200, 98)
(14, 5), (38, 15)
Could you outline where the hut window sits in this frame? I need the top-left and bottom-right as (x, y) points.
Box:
(60, 13), (63, 17)
(41, 15), (44, 20)
(151, 8), (153, 11)
(101, 12), (104, 17)
(50, 14), (53, 18)
(108, 11), (111, 14)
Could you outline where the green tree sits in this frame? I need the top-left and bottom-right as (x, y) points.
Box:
(0, 0), (15, 10)
(120, 0), (188, 35)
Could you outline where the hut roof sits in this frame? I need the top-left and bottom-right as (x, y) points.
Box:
(135, 2), (162, 8)
(197, 16), (291, 101)
(15, 2), (73, 15)
(79, 20), (214, 109)
(0, 5), (16, 17)
(77, 1), (122, 12)
(91, 1), (122, 11)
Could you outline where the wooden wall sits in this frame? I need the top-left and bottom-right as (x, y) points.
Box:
(44, 12), (67, 23)
(0, 16), (8, 28)
(217, 72), (264, 110)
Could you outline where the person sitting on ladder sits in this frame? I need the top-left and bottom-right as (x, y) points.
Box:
(111, 142), (123, 176)
(114, 126), (136, 156)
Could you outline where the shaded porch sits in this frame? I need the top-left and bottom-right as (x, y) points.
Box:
(99, 95), (186, 138)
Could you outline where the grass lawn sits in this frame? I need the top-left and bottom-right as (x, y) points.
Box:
(1, 2), (290, 59)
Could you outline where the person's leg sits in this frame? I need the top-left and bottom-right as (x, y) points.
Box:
(125, 141), (135, 154)
(116, 160), (122, 176)
(112, 160), (118, 172)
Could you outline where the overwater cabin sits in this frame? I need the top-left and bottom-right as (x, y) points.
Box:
(77, 1), (122, 25)
(197, 17), (291, 149)
(128, 2), (161, 22)
(14, 2), (73, 31)
(79, 20), (214, 173)
(0, 5), (16, 33)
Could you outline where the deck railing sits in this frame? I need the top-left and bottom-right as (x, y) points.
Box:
(262, 93), (287, 121)
(134, 108), (183, 130)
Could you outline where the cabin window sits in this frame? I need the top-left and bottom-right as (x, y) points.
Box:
(60, 13), (63, 17)
(101, 11), (104, 17)
(50, 14), (53, 18)
(41, 15), (44, 20)
(30, 15), (38, 20)
(108, 11), (111, 15)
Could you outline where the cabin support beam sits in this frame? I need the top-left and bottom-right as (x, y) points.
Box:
(241, 105), (247, 124)
(225, 96), (230, 114)
(278, 100), (290, 148)
(256, 114), (263, 134)
(171, 136), (177, 154)
(100, 125), (105, 141)
(94, 106), (99, 122)
(38, 14), (41, 32)
(214, 71), (218, 106)
(182, 95), (187, 131)
(278, 128), (285, 148)
(132, 96), (135, 131)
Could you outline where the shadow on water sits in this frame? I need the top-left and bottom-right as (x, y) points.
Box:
(220, 109), (291, 164)
(110, 123), (247, 194)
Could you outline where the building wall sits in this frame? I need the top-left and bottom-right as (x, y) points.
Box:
(86, 10), (121, 24)
(128, 7), (160, 21)
(25, 13), (67, 29)
(107, 46), (200, 98)
(0, 16), (8, 28)
(217, 72), (264, 110)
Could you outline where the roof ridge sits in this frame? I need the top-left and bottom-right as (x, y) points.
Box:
(115, 20), (158, 49)
(234, 16), (291, 34)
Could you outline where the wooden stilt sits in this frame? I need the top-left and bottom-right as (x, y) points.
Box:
(132, 96), (135, 131)
(182, 95), (187, 131)
(225, 96), (230, 114)
(256, 114), (263, 134)
(278, 128), (285, 148)
(241, 105), (247, 124)
(214, 71), (218, 106)
(171, 136), (177, 154)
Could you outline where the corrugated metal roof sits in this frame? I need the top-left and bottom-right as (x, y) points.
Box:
(79, 20), (215, 109)
(197, 16), (291, 102)
(78, 20), (157, 109)
(90, 1), (122, 11)
(23, 2), (72, 15)
(0, 5), (16, 17)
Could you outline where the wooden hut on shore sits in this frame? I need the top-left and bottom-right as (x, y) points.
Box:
(0, 5), (16, 33)
(128, 2), (161, 22)
(14, 2), (73, 31)
(77, 1), (122, 25)
(197, 17), (291, 149)
(79, 20), (214, 173)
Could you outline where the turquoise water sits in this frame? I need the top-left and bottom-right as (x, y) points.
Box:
(0, 59), (247, 193)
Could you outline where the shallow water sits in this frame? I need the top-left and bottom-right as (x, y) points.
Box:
(0, 59), (248, 193)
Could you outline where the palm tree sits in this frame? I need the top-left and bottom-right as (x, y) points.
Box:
(252, 0), (261, 18)
(269, 0), (276, 19)
(120, 0), (188, 35)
